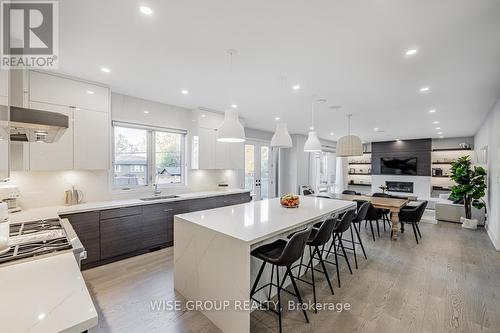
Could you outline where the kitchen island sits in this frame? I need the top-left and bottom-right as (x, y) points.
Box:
(174, 196), (355, 333)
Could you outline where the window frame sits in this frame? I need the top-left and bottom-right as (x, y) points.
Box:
(112, 121), (187, 191)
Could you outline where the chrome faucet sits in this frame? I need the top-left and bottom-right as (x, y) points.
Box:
(153, 168), (167, 196)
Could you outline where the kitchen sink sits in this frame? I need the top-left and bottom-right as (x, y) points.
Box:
(140, 195), (180, 201)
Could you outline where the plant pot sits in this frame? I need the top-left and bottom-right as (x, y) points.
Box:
(460, 217), (478, 230)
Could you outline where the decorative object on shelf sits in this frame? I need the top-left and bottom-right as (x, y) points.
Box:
(280, 193), (300, 208)
(379, 185), (388, 193)
(304, 97), (322, 152)
(337, 114), (363, 157)
(217, 49), (245, 143)
(271, 123), (292, 148)
(368, 167), (371, 174)
(349, 168), (356, 174)
(450, 156), (487, 229)
(459, 142), (471, 149)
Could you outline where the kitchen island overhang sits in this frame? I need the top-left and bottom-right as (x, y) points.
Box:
(174, 196), (356, 333)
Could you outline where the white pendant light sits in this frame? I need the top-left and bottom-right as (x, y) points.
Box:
(217, 109), (245, 142)
(304, 98), (322, 152)
(271, 123), (292, 148)
(336, 114), (363, 156)
(217, 49), (245, 143)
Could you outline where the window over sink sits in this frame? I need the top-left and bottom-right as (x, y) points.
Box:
(112, 122), (186, 189)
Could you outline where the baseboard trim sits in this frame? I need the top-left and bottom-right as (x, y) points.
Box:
(486, 225), (500, 251)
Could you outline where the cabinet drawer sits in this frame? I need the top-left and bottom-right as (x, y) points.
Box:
(61, 211), (100, 265)
(100, 215), (143, 259)
(100, 206), (142, 220)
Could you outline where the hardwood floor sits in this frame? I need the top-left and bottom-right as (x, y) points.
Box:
(83, 221), (500, 333)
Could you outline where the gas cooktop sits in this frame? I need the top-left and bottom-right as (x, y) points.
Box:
(0, 218), (72, 264)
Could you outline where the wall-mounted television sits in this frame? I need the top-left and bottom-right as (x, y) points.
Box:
(380, 157), (417, 175)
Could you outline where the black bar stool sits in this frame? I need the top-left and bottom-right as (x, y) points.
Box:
(250, 227), (312, 333)
(341, 201), (370, 269)
(322, 209), (356, 288)
(287, 216), (338, 313)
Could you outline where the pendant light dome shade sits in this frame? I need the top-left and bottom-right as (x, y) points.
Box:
(336, 114), (363, 156)
(217, 110), (245, 142)
(271, 123), (292, 148)
(336, 135), (363, 156)
(304, 131), (322, 152)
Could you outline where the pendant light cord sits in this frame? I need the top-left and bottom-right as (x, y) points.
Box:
(311, 98), (315, 130)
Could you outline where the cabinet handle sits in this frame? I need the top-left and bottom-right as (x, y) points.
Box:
(163, 208), (174, 212)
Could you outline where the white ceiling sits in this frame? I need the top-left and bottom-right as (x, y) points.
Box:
(57, 0), (500, 142)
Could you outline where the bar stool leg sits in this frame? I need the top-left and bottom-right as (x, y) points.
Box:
(315, 246), (334, 295)
(333, 234), (341, 288)
(369, 221), (376, 241)
(376, 220), (380, 237)
(286, 267), (309, 323)
(339, 237), (353, 274)
(350, 225), (358, 269)
(251, 261), (266, 297)
(308, 246), (317, 313)
(268, 265), (274, 301)
(354, 223), (367, 260)
(276, 266), (282, 333)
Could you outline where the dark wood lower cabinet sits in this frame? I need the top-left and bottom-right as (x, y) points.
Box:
(60, 211), (100, 267)
(62, 192), (251, 269)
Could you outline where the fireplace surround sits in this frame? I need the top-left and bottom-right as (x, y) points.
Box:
(386, 181), (414, 193)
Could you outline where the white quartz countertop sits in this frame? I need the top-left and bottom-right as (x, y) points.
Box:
(175, 196), (356, 244)
(9, 189), (250, 224)
(0, 253), (98, 333)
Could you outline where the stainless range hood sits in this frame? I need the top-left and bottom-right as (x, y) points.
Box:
(9, 106), (69, 143)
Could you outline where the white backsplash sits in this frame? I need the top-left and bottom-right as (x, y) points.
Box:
(9, 169), (241, 209)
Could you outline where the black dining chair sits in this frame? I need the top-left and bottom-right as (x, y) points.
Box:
(321, 209), (356, 288)
(364, 203), (383, 241)
(288, 216), (338, 312)
(342, 190), (360, 195)
(371, 193), (392, 231)
(250, 227), (312, 333)
(398, 201), (428, 244)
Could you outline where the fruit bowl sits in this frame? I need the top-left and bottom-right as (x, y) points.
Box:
(280, 194), (300, 208)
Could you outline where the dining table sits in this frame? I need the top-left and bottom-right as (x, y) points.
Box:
(317, 193), (409, 240)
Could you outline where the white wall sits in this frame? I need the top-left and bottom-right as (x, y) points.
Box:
(474, 98), (500, 250)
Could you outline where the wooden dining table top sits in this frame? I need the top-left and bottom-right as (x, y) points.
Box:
(319, 193), (409, 210)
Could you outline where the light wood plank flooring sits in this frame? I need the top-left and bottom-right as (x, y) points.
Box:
(83, 221), (500, 333)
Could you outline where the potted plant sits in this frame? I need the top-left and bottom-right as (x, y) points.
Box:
(450, 156), (487, 229)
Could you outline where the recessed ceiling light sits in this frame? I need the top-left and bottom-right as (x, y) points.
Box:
(419, 86), (430, 93)
(309, 126), (314, 130)
(435, 127), (441, 130)
(405, 48), (418, 56)
(439, 135), (444, 139)
(86, 90), (94, 95)
(292, 84), (301, 90)
(428, 109), (436, 114)
(330, 132), (334, 136)
(433, 121), (440, 124)
(274, 116), (281, 121)
(181, 89), (189, 95)
(201, 114), (206, 118)
(139, 6), (153, 15)
(437, 132), (443, 135)
(100, 67), (110, 73)
(231, 104), (238, 109)
(143, 110), (149, 114)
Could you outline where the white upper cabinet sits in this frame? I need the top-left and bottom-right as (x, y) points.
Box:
(0, 69), (8, 106)
(74, 108), (109, 170)
(198, 127), (217, 169)
(28, 102), (74, 171)
(30, 71), (109, 112)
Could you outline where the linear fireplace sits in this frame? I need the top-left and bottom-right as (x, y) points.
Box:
(386, 181), (414, 193)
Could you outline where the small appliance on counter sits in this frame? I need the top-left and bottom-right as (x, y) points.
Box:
(65, 186), (84, 205)
(0, 184), (21, 213)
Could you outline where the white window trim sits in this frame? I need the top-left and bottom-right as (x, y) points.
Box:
(111, 122), (187, 192)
